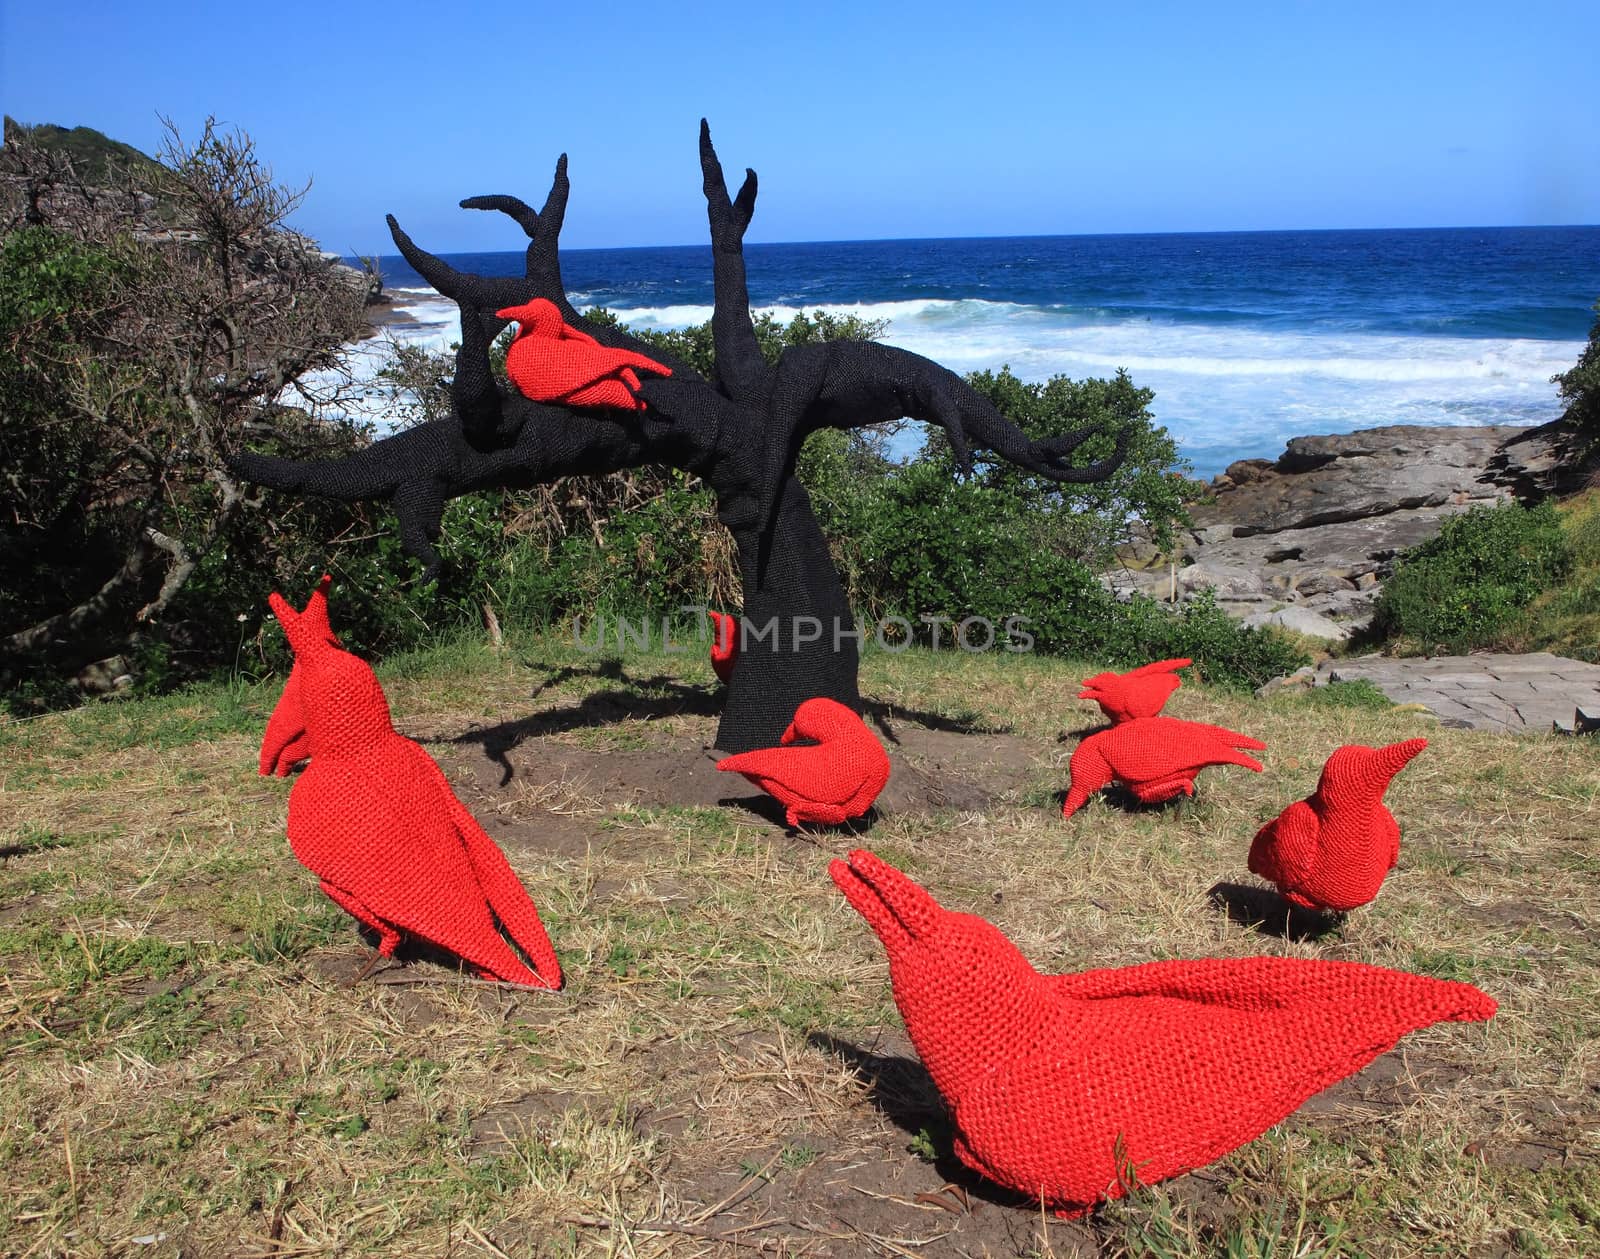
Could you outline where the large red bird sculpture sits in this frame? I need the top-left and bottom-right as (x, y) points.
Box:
(1061, 716), (1266, 819)
(1078, 658), (1192, 724)
(266, 583), (562, 988)
(1249, 739), (1427, 912)
(717, 697), (890, 827)
(497, 297), (672, 411)
(831, 849), (1495, 1215)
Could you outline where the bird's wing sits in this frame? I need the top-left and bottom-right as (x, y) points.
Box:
(288, 764), (470, 926)
(286, 761), (538, 983)
(1248, 799), (1321, 891)
(1046, 956), (1494, 1020)
(259, 669), (307, 776)
(1380, 807), (1401, 870)
(1106, 732), (1264, 781)
(717, 744), (863, 807)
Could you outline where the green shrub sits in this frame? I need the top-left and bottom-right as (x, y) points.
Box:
(1505, 488), (1600, 663)
(1373, 501), (1572, 652)
(1553, 298), (1600, 447)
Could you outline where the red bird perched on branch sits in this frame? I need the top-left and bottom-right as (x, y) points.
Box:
(496, 297), (672, 411)
(266, 583), (562, 988)
(1078, 658), (1192, 724)
(830, 848), (1496, 1216)
(1061, 716), (1266, 819)
(708, 610), (738, 684)
(717, 697), (890, 827)
(258, 574), (337, 777)
(1249, 739), (1428, 912)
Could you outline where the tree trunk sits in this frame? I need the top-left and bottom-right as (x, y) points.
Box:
(716, 474), (860, 753)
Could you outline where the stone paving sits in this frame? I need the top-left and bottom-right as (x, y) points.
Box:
(1314, 651), (1600, 733)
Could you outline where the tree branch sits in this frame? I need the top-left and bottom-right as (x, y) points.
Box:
(2, 522), (154, 657)
(699, 119), (768, 405)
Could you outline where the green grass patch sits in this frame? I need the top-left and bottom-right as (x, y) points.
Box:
(1298, 679), (1393, 710)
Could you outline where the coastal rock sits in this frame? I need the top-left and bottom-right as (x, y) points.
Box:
(1255, 665), (1318, 699)
(1191, 426), (1518, 538)
(1242, 606), (1351, 642)
(1106, 422), (1578, 633)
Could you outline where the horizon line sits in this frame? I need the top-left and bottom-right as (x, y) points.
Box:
(344, 219), (1600, 260)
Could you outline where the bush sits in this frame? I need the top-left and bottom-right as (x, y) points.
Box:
(1553, 298), (1600, 447)
(0, 120), (371, 705)
(1372, 500), (1572, 653)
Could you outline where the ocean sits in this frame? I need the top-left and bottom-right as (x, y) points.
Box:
(349, 226), (1600, 479)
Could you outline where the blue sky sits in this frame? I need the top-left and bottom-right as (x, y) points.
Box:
(4, 1), (1597, 254)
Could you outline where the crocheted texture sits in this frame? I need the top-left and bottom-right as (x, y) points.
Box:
(230, 122), (1130, 753)
(1078, 658), (1192, 723)
(717, 697), (890, 827)
(267, 584), (561, 988)
(1061, 716), (1266, 819)
(1250, 739), (1427, 912)
(259, 574), (337, 777)
(709, 610), (738, 684)
(497, 298), (671, 411)
(830, 848), (1496, 1215)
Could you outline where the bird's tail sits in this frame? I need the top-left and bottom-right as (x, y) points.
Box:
(1189, 721), (1268, 752)
(442, 785), (562, 989)
(1122, 657), (1193, 678)
(1214, 747), (1267, 774)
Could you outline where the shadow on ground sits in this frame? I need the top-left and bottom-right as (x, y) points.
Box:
(1207, 881), (1346, 942)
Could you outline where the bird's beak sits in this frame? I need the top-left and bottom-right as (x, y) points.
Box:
(830, 849), (941, 952)
(1376, 738), (1428, 781)
(494, 300), (539, 325)
(269, 590), (322, 660)
(302, 573), (335, 643)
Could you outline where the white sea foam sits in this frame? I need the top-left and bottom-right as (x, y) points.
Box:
(275, 289), (464, 431)
(655, 297), (1579, 473)
(281, 290), (1584, 476)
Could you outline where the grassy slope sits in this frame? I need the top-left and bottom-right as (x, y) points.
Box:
(4, 119), (162, 185)
(1, 634), (1596, 1257)
(1514, 488), (1600, 663)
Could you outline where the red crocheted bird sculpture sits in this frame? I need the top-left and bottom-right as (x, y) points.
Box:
(259, 574), (341, 777)
(709, 610), (738, 685)
(831, 848), (1496, 1216)
(1061, 715), (1266, 819)
(1249, 738), (1427, 912)
(267, 585), (562, 989)
(1078, 658), (1192, 724)
(717, 697), (890, 827)
(496, 297), (672, 411)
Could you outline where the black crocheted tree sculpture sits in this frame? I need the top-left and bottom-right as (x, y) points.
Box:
(233, 123), (1130, 753)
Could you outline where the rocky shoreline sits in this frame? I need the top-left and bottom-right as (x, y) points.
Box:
(1109, 421), (1589, 641)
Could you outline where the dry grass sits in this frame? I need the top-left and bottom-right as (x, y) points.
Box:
(1, 635), (1597, 1258)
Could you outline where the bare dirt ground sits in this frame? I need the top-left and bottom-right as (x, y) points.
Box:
(2, 640), (1598, 1257)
